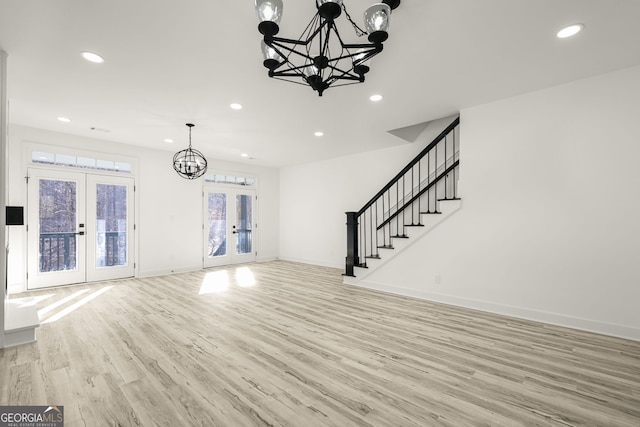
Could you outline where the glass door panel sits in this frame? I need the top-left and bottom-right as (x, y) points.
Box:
(207, 192), (227, 258)
(28, 169), (86, 288)
(86, 175), (135, 282)
(234, 194), (253, 255)
(38, 179), (78, 272)
(204, 188), (256, 267)
(95, 183), (127, 267)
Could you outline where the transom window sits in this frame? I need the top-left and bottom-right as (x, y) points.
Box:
(204, 173), (255, 187)
(32, 151), (132, 173)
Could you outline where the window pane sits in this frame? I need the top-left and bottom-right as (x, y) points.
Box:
(95, 184), (128, 267)
(96, 159), (115, 170)
(208, 193), (226, 257)
(114, 162), (132, 173)
(33, 151), (54, 164)
(56, 154), (76, 166)
(38, 179), (77, 272)
(77, 157), (96, 168)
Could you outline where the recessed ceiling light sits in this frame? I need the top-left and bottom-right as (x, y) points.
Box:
(57, 116), (71, 123)
(370, 94), (383, 102)
(314, 131), (324, 137)
(241, 153), (249, 158)
(557, 24), (584, 39)
(81, 51), (104, 63)
(164, 138), (174, 143)
(230, 103), (243, 110)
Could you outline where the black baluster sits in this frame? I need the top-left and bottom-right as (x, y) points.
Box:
(362, 211), (367, 264)
(396, 181), (399, 237)
(418, 158), (421, 217)
(375, 200), (379, 253)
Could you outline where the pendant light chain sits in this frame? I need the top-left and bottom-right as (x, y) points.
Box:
(341, 3), (368, 37)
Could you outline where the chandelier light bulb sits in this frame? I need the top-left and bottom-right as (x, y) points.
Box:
(364, 3), (391, 43)
(255, 0), (283, 36)
(255, 0), (283, 25)
(304, 64), (320, 77)
(261, 40), (284, 69)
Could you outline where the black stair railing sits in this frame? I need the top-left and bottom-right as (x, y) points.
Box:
(345, 116), (460, 277)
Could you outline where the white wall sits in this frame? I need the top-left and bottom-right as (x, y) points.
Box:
(7, 125), (279, 291)
(1, 50), (8, 348)
(280, 66), (640, 341)
(279, 115), (457, 268)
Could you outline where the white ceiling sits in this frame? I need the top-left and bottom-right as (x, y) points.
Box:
(1, 0), (639, 168)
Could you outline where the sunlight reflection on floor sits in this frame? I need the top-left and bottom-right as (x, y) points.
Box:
(199, 266), (256, 294)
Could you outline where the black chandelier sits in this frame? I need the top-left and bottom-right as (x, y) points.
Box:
(255, 0), (401, 96)
(173, 123), (208, 180)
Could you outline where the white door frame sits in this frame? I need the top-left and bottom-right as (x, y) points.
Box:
(27, 167), (136, 289)
(27, 168), (87, 289)
(203, 185), (257, 267)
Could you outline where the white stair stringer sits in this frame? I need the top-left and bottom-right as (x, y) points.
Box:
(343, 199), (462, 285)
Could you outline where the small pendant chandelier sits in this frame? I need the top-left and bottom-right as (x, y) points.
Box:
(255, 0), (401, 96)
(173, 123), (208, 180)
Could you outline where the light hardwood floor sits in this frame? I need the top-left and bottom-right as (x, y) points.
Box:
(1, 261), (639, 426)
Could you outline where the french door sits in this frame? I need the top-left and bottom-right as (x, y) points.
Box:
(27, 168), (135, 289)
(204, 187), (256, 267)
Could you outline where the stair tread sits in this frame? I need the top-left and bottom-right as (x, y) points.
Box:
(377, 245), (394, 249)
(438, 197), (461, 201)
(420, 211), (442, 214)
(365, 255), (381, 259)
(404, 223), (424, 227)
(390, 234), (409, 239)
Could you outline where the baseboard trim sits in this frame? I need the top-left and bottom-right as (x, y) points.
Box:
(350, 280), (640, 342)
(137, 264), (202, 279)
(277, 256), (342, 270)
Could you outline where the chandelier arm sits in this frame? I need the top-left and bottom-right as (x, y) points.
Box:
(329, 74), (362, 82)
(270, 41), (315, 62)
(342, 42), (382, 50)
(330, 22), (350, 51)
(320, 21), (334, 60)
(305, 18), (332, 45)
(327, 49), (380, 64)
(269, 36), (309, 46)
(271, 68), (306, 77)
(322, 64), (361, 82)
(324, 80), (363, 88)
(270, 76), (313, 87)
(297, 11), (322, 44)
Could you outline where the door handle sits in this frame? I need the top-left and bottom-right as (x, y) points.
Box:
(76, 231), (85, 236)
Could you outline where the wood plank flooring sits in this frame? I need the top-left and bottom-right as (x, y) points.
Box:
(1, 261), (639, 426)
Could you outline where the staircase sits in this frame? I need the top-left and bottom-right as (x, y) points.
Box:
(344, 117), (460, 282)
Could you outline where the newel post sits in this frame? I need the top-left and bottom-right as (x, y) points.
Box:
(345, 212), (359, 277)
